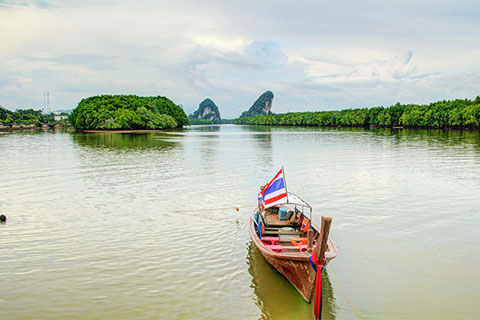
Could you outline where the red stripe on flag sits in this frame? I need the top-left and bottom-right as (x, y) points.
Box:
(264, 192), (287, 205)
(260, 169), (283, 197)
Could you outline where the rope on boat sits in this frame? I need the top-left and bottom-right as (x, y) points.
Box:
(310, 255), (327, 320)
(326, 265), (366, 320)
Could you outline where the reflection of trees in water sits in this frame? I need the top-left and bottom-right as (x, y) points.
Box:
(70, 132), (184, 192)
(240, 125), (273, 169)
(240, 124), (480, 152)
(240, 125), (274, 133)
(198, 134), (219, 171)
(183, 126), (222, 168)
(246, 241), (337, 320)
(71, 132), (178, 151)
(368, 128), (480, 151)
(295, 125), (480, 152)
(0, 128), (74, 137)
(188, 125), (221, 132)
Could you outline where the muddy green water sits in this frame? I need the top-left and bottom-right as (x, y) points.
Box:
(0, 125), (479, 320)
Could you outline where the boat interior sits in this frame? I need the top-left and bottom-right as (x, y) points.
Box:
(253, 205), (321, 254)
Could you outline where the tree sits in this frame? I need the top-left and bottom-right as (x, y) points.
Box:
(69, 95), (188, 130)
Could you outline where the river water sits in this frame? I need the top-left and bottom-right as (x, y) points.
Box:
(0, 125), (479, 320)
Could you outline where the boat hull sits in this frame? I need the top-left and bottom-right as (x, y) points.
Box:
(249, 213), (338, 302)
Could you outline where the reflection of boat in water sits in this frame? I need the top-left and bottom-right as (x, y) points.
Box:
(250, 169), (338, 304)
(247, 242), (338, 319)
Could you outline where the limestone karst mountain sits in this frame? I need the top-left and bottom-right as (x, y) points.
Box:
(240, 91), (274, 117)
(190, 98), (221, 124)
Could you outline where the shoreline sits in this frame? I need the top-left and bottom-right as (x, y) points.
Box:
(233, 123), (480, 132)
(0, 125), (73, 131)
(77, 129), (172, 133)
(2, 124), (479, 133)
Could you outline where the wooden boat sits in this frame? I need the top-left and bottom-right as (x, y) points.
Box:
(249, 192), (338, 302)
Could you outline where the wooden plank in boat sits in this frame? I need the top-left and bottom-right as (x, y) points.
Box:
(265, 213), (292, 226)
(263, 231), (302, 235)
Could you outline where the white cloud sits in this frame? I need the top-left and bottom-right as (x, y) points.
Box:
(0, 0), (479, 117)
(303, 50), (417, 83)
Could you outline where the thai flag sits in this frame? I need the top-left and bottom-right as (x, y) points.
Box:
(259, 168), (288, 209)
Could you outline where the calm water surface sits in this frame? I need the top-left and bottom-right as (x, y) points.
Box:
(1, 125), (479, 319)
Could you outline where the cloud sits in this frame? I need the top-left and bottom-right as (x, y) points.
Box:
(21, 53), (119, 71)
(0, 0), (54, 8)
(350, 51), (416, 81)
(311, 50), (418, 82)
(0, 0), (479, 117)
(244, 41), (288, 69)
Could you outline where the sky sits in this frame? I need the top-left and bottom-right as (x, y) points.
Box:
(0, 0), (479, 118)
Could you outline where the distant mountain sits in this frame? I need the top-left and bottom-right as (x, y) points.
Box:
(190, 98), (221, 124)
(240, 91), (274, 117)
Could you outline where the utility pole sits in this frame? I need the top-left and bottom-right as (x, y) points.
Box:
(46, 91), (51, 114)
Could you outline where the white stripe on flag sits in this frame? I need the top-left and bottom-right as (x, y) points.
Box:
(264, 188), (287, 201)
(264, 197), (288, 209)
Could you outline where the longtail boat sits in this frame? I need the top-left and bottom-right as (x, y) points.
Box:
(250, 168), (338, 304)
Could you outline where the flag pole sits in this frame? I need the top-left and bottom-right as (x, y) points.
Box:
(282, 166), (288, 201)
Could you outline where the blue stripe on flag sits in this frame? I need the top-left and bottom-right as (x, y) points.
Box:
(264, 178), (285, 196)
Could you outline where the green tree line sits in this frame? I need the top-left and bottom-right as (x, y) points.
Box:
(234, 97), (480, 129)
(0, 106), (61, 126)
(69, 95), (189, 130)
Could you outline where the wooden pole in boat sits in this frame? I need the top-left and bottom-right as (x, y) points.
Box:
(315, 216), (332, 264)
(310, 216), (332, 298)
(310, 216), (332, 319)
(307, 229), (314, 253)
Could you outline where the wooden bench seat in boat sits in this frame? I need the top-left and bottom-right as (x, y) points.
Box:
(265, 244), (284, 253)
(265, 225), (295, 231)
(262, 230), (302, 236)
(260, 237), (280, 245)
(279, 245), (307, 250)
(269, 245), (316, 252)
(264, 245), (316, 253)
(265, 223), (296, 228)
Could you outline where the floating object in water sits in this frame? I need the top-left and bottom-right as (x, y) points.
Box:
(0, 214), (6, 222)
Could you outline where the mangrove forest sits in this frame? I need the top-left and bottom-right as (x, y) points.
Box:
(234, 97), (480, 129)
(69, 95), (189, 130)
